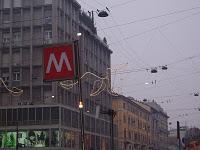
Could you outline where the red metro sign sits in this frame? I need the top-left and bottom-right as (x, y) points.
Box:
(43, 44), (76, 81)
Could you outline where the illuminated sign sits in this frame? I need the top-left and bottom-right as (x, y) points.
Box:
(0, 132), (16, 148)
(43, 44), (76, 81)
(0, 130), (53, 148)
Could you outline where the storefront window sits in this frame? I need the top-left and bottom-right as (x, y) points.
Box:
(51, 130), (59, 147)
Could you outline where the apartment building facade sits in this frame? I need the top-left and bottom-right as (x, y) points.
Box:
(112, 95), (151, 150)
(144, 101), (169, 150)
(0, 0), (113, 149)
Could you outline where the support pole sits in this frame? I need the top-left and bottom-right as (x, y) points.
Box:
(109, 109), (115, 150)
(75, 40), (85, 150)
(177, 121), (181, 150)
(16, 122), (18, 150)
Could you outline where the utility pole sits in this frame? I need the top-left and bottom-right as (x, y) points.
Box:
(101, 109), (116, 150)
(74, 39), (85, 150)
(177, 121), (181, 150)
(110, 109), (115, 150)
(16, 121), (18, 150)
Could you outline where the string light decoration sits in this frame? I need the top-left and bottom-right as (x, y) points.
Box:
(0, 78), (23, 96)
(59, 66), (125, 97)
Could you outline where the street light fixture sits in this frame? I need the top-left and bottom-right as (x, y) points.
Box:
(74, 32), (85, 150)
(97, 10), (109, 17)
(77, 32), (82, 37)
(79, 101), (84, 109)
(161, 65), (168, 70)
(151, 68), (158, 73)
(194, 93), (199, 96)
(88, 8), (109, 24)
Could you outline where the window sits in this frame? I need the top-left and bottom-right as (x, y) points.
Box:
(13, 0), (22, 7)
(44, 8), (52, 24)
(2, 109), (6, 124)
(7, 109), (12, 124)
(3, 0), (11, 8)
(65, 109), (71, 127)
(124, 128), (126, 138)
(13, 32), (21, 44)
(44, 16), (52, 24)
(18, 108), (22, 121)
(29, 108), (35, 121)
(2, 72), (9, 84)
(44, 30), (52, 44)
(13, 109), (17, 123)
(12, 52), (20, 66)
(71, 111), (78, 128)
(123, 103), (126, 109)
(43, 107), (50, 121)
(85, 116), (90, 131)
(36, 108), (42, 121)
(51, 107), (59, 121)
(23, 108), (28, 122)
(13, 71), (20, 81)
(123, 114), (126, 123)
(2, 33), (10, 46)
(91, 117), (95, 132)
(45, 0), (52, 4)
(3, 12), (10, 23)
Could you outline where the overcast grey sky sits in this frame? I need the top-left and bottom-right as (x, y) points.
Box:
(77, 0), (200, 129)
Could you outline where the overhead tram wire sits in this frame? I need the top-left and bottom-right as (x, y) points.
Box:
(170, 112), (200, 120)
(78, 0), (96, 9)
(78, 0), (148, 92)
(89, 0), (155, 68)
(97, 18), (140, 89)
(125, 70), (200, 94)
(78, 0), (117, 46)
(99, 6), (200, 31)
(109, 12), (149, 68)
(78, 0), (141, 73)
(74, 0), (125, 93)
(157, 28), (200, 79)
(123, 66), (200, 95)
(109, 11), (200, 45)
(166, 107), (200, 112)
(122, 70), (200, 88)
(109, 0), (137, 9)
(157, 29), (200, 96)
(132, 93), (190, 102)
(112, 53), (200, 75)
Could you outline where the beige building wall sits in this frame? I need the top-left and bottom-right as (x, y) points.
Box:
(112, 95), (151, 150)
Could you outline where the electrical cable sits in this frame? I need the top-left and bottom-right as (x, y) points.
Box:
(99, 6), (200, 30)
(78, 0), (96, 10)
(109, 11), (200, 45)
(170, 112), (200, 120)
(166, 107), (200, 112)
(86, 0), (151, 68)
(110, 0), (137, 9)
(109, 13), (148, 67)
(112, 53), (200, 75)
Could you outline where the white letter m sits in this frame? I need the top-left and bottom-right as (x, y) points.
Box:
(46, 52), (72, 73)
